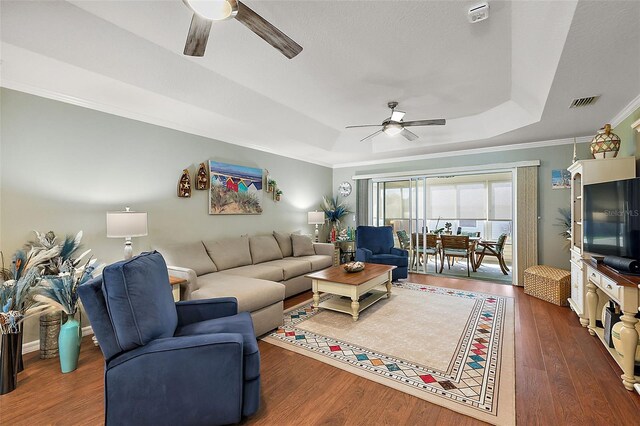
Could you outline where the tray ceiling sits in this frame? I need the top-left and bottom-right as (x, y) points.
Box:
(1, 0), (639, 167)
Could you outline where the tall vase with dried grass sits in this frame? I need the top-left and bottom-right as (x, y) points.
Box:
(0, 253), (51, 395)
(320, 196), (353, 241)
(27, 231), (87, 359)
(35, 257), (100, 373)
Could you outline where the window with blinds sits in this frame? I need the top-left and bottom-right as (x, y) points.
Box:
(426, 179), (512, 221)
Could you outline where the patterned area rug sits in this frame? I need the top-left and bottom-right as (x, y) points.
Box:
(262, 283), (515, 425)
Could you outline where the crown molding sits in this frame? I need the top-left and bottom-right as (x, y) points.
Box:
(352, 160), (542, 181)
(333, 136), (591, 169)
(610, 92), (640, 128)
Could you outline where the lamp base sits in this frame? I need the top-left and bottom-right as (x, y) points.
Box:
(314, 225), (319, 243)
(124, 238), (133, 260)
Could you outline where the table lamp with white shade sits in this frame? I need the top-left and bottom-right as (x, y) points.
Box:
(106, 207), (148, 259)
(308, 211), (325, 242)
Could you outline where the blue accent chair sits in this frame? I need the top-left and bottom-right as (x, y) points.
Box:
(355, 226), (409, 281)
(78, 251), (260, 426)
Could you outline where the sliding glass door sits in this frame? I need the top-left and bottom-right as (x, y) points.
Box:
(372, 180), (412, 228)
(371, 172), (513, 279)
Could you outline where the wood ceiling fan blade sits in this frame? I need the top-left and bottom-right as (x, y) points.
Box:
(390, 110), (405, 122)
(361, 130), (383, 142)
(236, 1), (303, 59)
(345, 124), (382, 129)
(184, 13), (213, 56)
(402, 119), (446, 127)
(401, 128), (419, 141)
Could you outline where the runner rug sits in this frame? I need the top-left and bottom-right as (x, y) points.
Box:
(262, 282), (515, 425)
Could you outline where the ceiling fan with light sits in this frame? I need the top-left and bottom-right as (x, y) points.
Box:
(182, 0), (303, 58)
(346, 102), (446, 142)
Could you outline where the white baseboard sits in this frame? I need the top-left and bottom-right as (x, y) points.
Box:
(21, 326), (94, 354)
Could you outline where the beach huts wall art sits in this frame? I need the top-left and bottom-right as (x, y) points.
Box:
(209, 161), (263, 214)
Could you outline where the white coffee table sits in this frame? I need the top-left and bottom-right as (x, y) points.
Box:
(306, 263), (396, 321)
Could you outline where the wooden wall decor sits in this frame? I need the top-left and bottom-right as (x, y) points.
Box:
(178, 169), (192, 198)
(196, 162), (209, 190)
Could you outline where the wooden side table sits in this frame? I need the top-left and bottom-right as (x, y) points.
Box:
(332, 240), (356, 266)
(169, 276), (186, 302)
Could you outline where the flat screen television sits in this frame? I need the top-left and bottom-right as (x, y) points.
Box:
(583, 177), (640, 260)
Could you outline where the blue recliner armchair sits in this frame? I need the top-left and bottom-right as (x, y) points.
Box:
(355, 226), (408, 281)
(78, 251), (260, 426)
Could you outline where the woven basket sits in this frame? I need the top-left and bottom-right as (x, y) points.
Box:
(524, 265), (571, 306)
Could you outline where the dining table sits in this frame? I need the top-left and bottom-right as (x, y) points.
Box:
(410, 234), (482, 272)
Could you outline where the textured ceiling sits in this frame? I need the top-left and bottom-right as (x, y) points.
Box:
(1, 0), (639, 167)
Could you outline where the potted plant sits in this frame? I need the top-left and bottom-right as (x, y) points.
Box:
(444, 222), (453, 235)
(432, 217), (445, 234)
(556, 207), (572, 249)
(267, 179), (277, 193)
(274, 189), (283, 201)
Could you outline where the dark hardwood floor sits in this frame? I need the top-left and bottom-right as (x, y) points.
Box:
(2, 273), (640, 425)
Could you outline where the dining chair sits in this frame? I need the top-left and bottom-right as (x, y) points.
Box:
(411, 233), (440, 272)
(396, 230), (411, 250)
(475, 233), (509, 275)
(439, 235), (476, 277)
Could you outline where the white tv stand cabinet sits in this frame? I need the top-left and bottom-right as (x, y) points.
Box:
(567, 156), (638, 393)
(583, 259), (640, 392)
(567, 157), (635, 326)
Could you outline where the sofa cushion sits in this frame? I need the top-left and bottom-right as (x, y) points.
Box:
(262, 259), (312, 280)
(273, 231), (293, 257)
(174, 311), (259, 380)
(101, 251), (178, 352)
(203, 236), (252, 271)
(153, 241), (217, 275)
(220, 265), (284, 282)
(292, 234), (315, 257)
(296, 255), (333, 271)
(191, 274), (285, 313)
(249, 235), (283, 264)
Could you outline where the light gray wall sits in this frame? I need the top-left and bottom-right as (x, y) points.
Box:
(332, 142), (602, 271)
(0, 88), (332, 342)
(614, 105), (640, 163)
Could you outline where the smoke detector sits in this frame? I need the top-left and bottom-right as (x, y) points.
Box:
(468, 2), (489, 23)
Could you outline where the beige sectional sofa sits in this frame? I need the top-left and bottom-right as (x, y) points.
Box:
(155, 232), (334, 336)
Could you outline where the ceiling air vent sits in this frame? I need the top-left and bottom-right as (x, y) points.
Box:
(569, 95), (600, 108)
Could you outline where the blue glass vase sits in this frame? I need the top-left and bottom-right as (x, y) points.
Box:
(58, 313), (81, 373)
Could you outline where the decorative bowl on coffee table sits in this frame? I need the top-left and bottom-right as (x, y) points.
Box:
(344, 261), (365, 273)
